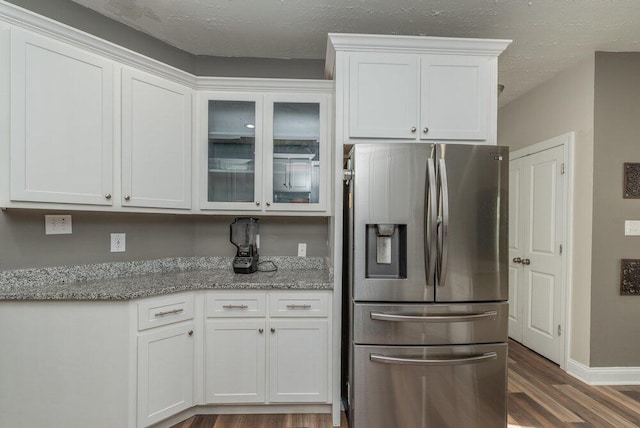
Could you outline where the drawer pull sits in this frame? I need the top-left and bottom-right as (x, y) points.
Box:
(370, 352), (497, 366)
(370, 311), (497, 323)
(154, 308), (184, 317)
(223, 304), (249, 309)
(286, 304), (312, 310)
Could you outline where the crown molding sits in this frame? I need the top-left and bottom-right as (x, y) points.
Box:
(0, 1), (197, 86)
(327, 33), (512, 57)
(196, 76), (333, 93)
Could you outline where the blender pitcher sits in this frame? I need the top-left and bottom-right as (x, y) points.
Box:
(230, 217), (259, 273)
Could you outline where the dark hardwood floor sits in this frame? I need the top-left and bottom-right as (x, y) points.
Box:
(174, 339), (640, 427)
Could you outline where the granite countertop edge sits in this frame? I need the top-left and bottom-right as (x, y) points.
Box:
(0, 256), (334, 301)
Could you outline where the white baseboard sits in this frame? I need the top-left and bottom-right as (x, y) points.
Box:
(566, 358), (640, 385)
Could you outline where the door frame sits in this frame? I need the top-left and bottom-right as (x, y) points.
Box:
(510, 132), (574, 370)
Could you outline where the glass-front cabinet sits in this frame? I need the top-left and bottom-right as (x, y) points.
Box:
(201, 91), (329, 213)
(205, 96), (263, 210)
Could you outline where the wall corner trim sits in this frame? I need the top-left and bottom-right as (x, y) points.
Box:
(566, 358), (640, 385)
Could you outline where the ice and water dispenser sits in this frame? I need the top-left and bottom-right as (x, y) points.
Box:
(365, 224), (407, 279)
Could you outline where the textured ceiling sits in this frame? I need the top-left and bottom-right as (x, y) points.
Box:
(70, 0), (640, 106)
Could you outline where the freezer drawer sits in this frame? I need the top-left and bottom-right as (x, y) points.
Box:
(353, 302), (507, 345)
(351, 343), (507, 428)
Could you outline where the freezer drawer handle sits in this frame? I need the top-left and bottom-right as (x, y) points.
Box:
(370, 352), (497, 366)
(370, 311), (498, 323)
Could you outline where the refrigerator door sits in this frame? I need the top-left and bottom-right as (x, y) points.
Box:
(435, 144), (508, 302)
(352, 144), (436, 302)
(352, 343), (507, 428)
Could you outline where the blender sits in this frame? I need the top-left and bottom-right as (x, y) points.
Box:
(230, 217), (259, 274)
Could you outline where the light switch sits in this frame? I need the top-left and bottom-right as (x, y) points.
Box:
(625, 220), (640, 236)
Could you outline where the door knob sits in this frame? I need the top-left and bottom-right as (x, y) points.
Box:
(512, 257), (522, 264)
(411, 127), (417, 133)
(124, 195), (131, 201)
(423, 127), (429, 134)
(256, 201), (260, 206)
(522, 258), (531, 265)
(105, 193), (111, 199)
(270, 328), (276, 333)
(258, 328), (264, 333)
(188, 330), (193, 336)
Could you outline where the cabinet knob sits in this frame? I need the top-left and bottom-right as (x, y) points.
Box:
(522, 258), (531, 265)
(105, 193), (111, 199)
(423, 127), (429, 134)
(411, 127), (417, 133)
(270, 328), (276, 333)
(188, 330), (194, 336)
(512, 257), (522, 264)
(256, 201), (260, 206)
(266, 201), (271, 206)
(258, 328), (264, 333)
(124, 195), (131, 201)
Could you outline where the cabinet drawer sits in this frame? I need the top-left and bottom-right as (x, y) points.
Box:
(206, 292), (266, 318)
(138, 293), (195, 331)
(269, 292), (329, 318)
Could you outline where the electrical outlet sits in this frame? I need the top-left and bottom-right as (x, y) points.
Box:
(297, 243), (307, 257)
(110, 233), (126, 252)
(45, 215), (72, 235)
(625, 220), (640, 236)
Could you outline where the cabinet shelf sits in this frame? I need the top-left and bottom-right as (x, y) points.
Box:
(208, 169), (254, 174)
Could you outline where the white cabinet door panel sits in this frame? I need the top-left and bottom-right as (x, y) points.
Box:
(205, 319), (266, 403)
(420, 55), (490, 141)
(137, 323), (194, 428)
(268, 319), (328, 403)
(349, 53), (419, 139)
(122, 68), (192, 209)
(10, 29), (113, 205)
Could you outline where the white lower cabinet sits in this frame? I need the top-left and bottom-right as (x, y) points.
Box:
(205, 319), (266, 403)
(268, 319), (328, 403)
(136, 294), (196, 427)
(204, 290), (330, 405)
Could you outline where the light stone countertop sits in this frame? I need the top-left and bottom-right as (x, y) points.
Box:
(0, 256), (333, 301)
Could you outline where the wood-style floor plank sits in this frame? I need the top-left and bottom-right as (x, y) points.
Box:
(174, 340), (640, 428)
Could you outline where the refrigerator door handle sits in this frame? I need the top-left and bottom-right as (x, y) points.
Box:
(370, 352), (497, 366)
(370, 310), (498, 323)
(425, 157), (438, 287)
(437, 158), (450, 289)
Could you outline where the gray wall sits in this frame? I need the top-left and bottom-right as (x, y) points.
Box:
(590, 52), (640, 367)
(5, 0), (325, 79)
(0, 210), (329, 270)
(498, 57), (595, 365)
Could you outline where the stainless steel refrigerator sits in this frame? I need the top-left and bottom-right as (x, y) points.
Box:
(345, 143), (509, 428)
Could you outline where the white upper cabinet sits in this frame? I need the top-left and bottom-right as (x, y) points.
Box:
(264, 93), (329, 212)
(328, 34), (511, 145)
(200, 93), (263, 212)
(199, 88), (331, 214)
(121, 68), (192, 209)
(420, 55), (490, 141)
(348, 53), (419, 139)
(9, 28), (114, 205)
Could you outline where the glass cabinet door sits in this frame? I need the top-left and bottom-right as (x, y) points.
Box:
(206, 99), (260, 207)
(268, 99), (326, 210)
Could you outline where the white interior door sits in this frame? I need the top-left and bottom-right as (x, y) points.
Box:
(509, 145), (565, 364)
(508, 158), (524, 342)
